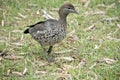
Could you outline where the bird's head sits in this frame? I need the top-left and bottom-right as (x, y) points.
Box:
(59, 3), (78, 16)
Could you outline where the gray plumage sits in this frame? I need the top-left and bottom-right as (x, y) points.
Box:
(24, 3), (78, 61)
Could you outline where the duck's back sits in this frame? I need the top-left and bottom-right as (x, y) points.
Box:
(28, 19), (66, 46)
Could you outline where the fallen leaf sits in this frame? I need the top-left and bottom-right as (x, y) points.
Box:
(42, 9), (55, 19)
(117, 24), (120, 29)
(4, 54), (23, 60)
(6, 67), (27, 77)
(102, 17), (119, 21)
(55, 68), (63, 73)
(87, 71), (98, 80)
(0, 51), (5, 56)
(7, 68), (12, 76)
(89, 62), (98, 69)
(67, 30), (75, 36)
(1, 20), (4, 26)
(94, 40), (103, 50)
(0, 57), (2, 61)
(55, 49), (73, 54)
(68, 35), (79, 42)
(51, 73), (72, 80)
(18, 13), (27, 19)
(20, 34), (24, 40)
(84, 24), (96, 31)
(57, 56), (74, 61)
(12, 30), (22, 33)
(22, 67), (27, 75)
(35, 70), (47, 75)
(0, 48), (7, 56)
(39, 61), (49, 66)
(14, 17), (22, 20)
(36, 10), (40, 14)
(63, 64), (74, 71)
(93, 11), (106, 15)
(11, 43), (23, 46)
(77, 58), (87, 68)
(84, 0), (90, 8)
(12, 71), (23, 77)
(84, 10), (106, 16)
(103, 58), (117, 64)
(99, 58), (117, 64)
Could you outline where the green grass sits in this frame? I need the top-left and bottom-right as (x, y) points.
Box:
(0, 0), (120, 80)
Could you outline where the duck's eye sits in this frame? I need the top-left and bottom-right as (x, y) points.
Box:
(68, 7), (71, 9)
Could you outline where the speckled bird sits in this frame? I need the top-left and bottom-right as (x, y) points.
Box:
(24, 3), (78, 61)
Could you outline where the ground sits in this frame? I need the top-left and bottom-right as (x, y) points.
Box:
(0, 0), (120, 80)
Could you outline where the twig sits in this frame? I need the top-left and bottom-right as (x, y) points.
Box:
(42, 9), (55, 19)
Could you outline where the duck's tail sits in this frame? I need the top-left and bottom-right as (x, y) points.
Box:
(24, 28), (29, 34)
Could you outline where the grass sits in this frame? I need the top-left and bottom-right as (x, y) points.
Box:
(0, 0), (120, 80)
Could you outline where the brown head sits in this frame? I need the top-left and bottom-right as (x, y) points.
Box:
(59, 3), (78, 17)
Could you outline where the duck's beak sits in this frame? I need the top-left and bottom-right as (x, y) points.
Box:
(71, 9), (79, 14)
(73, 10), (79, 14)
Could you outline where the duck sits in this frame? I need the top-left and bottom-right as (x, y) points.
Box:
(24, 3), (78, 61)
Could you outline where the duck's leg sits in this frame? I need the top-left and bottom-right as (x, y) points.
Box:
(42, 47), (49, 61)
(47, 46), (53, 54)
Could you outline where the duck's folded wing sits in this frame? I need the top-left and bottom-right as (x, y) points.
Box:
(29, 21), (46, 33)
(24, 21), (45, 34)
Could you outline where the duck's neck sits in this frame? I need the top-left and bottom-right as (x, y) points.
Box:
(58, 13), (68, 25)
